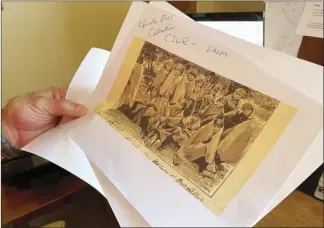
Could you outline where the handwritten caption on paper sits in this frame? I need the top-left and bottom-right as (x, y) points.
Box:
(152, 159), (204, 202)
(138, 14), (228, 57)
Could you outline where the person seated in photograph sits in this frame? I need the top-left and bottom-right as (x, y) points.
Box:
(143, 92), (171, 146)
(116, 55), (145, 113)
(139, 87), (160, 137)
(156, 99), (187, 145)
(199, 101), (224, 127)
(170, 67), (198, 104)
(184, 74), (206, 117)
(223, 102), (254, 132)
(157, 111), (201, 151)
(223, 87), (247, 118)
(173, 117), (224, 176)
(159, 63), (186, 96)
(198, 83), (226, 127)
(152, 58), (175, 87)
(162, 121), (201, 152)
(217, 102), (255, 166)
(203, 83), (227, 107)
(124, 77), (152, 121)
(202, 85), (216, 107)
(168, 99), (187, 125)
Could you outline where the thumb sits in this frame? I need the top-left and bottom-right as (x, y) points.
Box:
(36, 97), (88, 118)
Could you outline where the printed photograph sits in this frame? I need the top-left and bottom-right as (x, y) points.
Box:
(97, 40), (282, 197)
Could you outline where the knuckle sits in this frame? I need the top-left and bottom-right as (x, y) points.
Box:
(33, 96), (47, 109)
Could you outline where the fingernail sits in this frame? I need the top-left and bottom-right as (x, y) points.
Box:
(76, 105), (88, 115)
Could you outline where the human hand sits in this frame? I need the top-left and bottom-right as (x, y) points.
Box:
(1, 87), (88, 149)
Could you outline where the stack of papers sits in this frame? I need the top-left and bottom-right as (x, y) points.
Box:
(265, 1), (323, 57)
(297, 2), (323, 39)
(264, 2), (305, 56)
(23, 2), (323, 227)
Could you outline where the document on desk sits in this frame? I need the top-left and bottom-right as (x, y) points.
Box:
(264, 2), (305, 56)
(23, 2), (323, 227)
(296, 2), (323, 38)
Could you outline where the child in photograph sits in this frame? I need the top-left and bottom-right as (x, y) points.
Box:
(223, 87), (247, 117)
(139, 87), (160, 137)
(171, 67), (198, 104)
(117, 55), (144, 109)
(144, 92), (171, 146)
(184, 74), (206, 117)
(223, 103), (254, 132)
(217, 103), (255, 165)
(159, 63), (186, 96)
(153, 58), (175, 87)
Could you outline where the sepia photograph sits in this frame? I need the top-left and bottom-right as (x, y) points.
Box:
(97, 39), (283, 197)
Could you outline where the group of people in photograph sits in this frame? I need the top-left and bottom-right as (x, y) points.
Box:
(117, 54), (256, 182)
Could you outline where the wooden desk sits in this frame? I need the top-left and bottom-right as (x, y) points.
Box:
(2, 173), (323, 227)
(298, 36), (323, 66)
(1, 175), (87, 226)
(256, 191), (323, 227)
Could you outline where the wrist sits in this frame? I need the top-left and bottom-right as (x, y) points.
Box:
(1, 108), (19, 148)
(1, 124), (17, 161)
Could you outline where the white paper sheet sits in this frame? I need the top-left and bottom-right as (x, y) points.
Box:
(296, 2), (323, 38)
(199, 21), (263, 46)
(265, 2), (305, 57)
(69, 2), (323, 227)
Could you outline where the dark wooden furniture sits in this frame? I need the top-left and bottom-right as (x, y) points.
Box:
(256, 190), (323, 227)
(169, 1), (265, 14)
(1, 175), (87, 227)
(2, 173), (323, 227)
(298, 36), (323, 66)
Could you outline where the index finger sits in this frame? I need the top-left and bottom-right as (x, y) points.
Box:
(32, 86), (67, 99)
